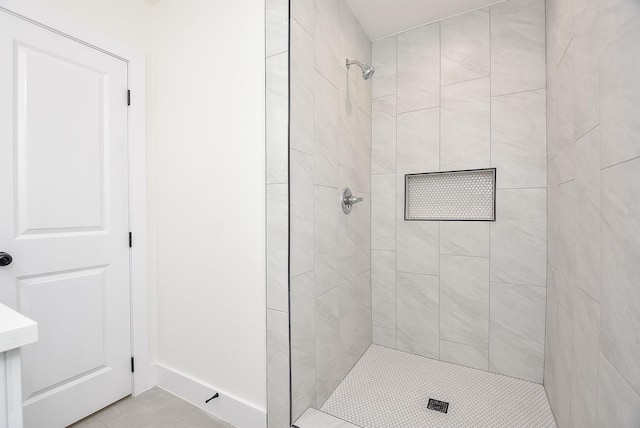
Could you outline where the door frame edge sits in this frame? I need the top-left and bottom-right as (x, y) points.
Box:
(0, 0), (154, 396)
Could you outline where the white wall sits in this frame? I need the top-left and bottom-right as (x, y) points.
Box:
(151, 0), (266, 409)
(18, 0), (267, 411)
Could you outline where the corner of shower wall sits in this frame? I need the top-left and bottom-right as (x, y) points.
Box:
(287, 0), (373, 424)
(265, 0), (290, 427)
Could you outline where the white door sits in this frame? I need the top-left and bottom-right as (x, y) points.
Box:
(0, 11), (132, 427)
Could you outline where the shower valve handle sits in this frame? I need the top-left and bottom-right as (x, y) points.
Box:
(342, 187), (363, 214)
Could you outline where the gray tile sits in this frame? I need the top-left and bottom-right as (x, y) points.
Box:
(291, 0), (313, 35)
(440, 340), (489, 371)
(600, 158), (640, 395)
(489, 282), (546, 383)
(546, 0), (573, 67)
(556, 181), (575, 315)
(356, 193), (371, 274)
(397, 23), (440, 113)
(371, 250), (396, 330)
(441, 8), (490, 85)
(555, 43), (575, 184)
(554, 304), (574, 428)
(291, 150), (314, 277)
(266, 52), (289, 185)
(314, 0), (340, 87)
(372, 326), (396, 348)
(490, 189), (547, 286)
(69, 417), (107, 428)
(371, 174), (395, 251)
(572, 0), (599, 139)
(295, 408), (360, 428)
(372, 36), (397, 99)
(314, 72), (339, 187)
(570, 289), (600, 428)
(396, 108), (440, 174)
(441, 78), (490, 171)
(267, 184), (289, 312)
(290, 19), (314, 155)
(491, 89), (546, 189)
(396, 272), (439, 359)
(267, 309), (290, 428)
(599, 0), (640, 168)
(292, 385), (316, 424)
(315, 287), (342, 406)
(440, 222), (490, 257)
(266, 0), (289, 57)
(291, 271), (316, 411)
(371, 95), (396, 175)
(357, 270), (372, 356)
(440, 255), (490, 348)
(596, 354), (640, 428)
(397, 219), (439, 276)
(314, 186), (339, 297)
(338, 256), (361, 379)
(491, 0), (546, 96)
(574, 127), (600, 301)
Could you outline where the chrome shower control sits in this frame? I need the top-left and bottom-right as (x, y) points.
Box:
(342, 187), (364, 214)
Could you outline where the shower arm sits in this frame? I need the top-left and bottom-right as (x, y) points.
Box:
(346, 59), (366, 70)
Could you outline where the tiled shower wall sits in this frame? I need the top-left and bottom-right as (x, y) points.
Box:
(544, 0), (640, 426)
(289, 0), (373, 422)
(370, 0), (548, 383)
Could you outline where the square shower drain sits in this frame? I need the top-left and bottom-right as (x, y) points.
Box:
(427, 398), (449, 414)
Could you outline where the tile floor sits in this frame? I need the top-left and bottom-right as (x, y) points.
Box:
(69, 387), (235, 428)
(318, 345), (557, 428)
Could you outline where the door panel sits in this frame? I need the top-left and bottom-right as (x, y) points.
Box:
(0, 11), (131, 427)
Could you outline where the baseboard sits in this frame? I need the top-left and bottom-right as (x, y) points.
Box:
(155, 364), (266, 428)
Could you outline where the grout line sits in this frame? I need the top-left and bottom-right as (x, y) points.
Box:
(491, 86), (547, 99)
(600, 153), (640, 172)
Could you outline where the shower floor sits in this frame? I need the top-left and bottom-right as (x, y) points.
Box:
(310, 345), (556, 428)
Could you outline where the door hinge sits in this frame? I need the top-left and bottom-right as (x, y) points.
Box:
(127, 90), (131, 106)
(131, 357), (135, 373)
(129, 232), (133, 248)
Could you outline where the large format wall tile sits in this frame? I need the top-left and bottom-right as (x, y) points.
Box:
(290, 20), (314, 155)
(441, 78), (490, 171)
(314, 0), (340, 87)
(574, 127), (600, 301)
(266, 0), (289, 57)
(396, 272), (439, 359)
(372, 36), (397, 99)
(371, 96), (396, 175)
(291, 272), (317, 414)
(489, 282), (546, 382)
(556, 181), (575, 315)
(596, 355), (640, 428)
(570, 288), (600, 428)
(267, 309), (290, 428)
(440, 222), (490, 257)
(291, 150), (315, 277)
(314, 72), (339, 187)
(266, 52), (289, 185)
(440, 255), (490, 348)
(339, 256), (360, 378)
(572, 0), (598, 139)
(267, 184), (289, 312)
(371, 250), (396, 330)
(371, 174), (395, 250)
(291, 0), (313, 35)
(356, 194), (371, 274)
(491, 89), (547, 189)
(600, 158), (640, 395)
(397, 220), (440, 275)
(599, 0), (640, 168)
(397, 23), (440, 113)
(491, 0), (545, 96)
(396, 108), (440, 174)
(314, 186), (339, 297)
(441, 8), (490, 85)
(315, 286), (342, 406)
(440, 340), (489, 371)
(490, 189), (546, 286)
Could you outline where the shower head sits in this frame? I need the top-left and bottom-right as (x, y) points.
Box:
(346, 59), (375, 80)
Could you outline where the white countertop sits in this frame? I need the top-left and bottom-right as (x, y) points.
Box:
(0, 303), (38, 353)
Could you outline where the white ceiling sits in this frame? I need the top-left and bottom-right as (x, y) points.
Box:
(346, 0), (504, 40)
